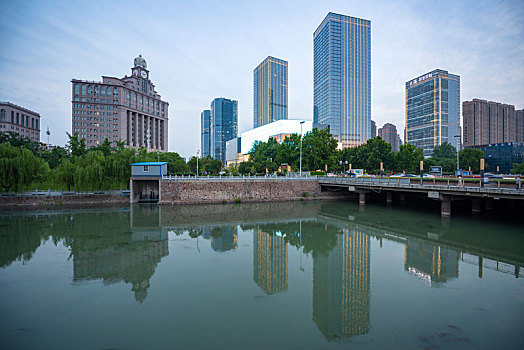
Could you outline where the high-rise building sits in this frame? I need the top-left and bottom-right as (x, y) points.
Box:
(517, 109), (524, 143)
(370, 120), (376, 139)
(313, 227), (370, 339)
(313, 12), (371, 148)
(378, 122), (402, 151)
(71, 55), (169, 151)
(405, 69), (460, 157)
(254, 56), (288, 128)
(201, 109), (211, 157)
(462, 99), (519, 147)
(0, 102), (41, 142)
(210, 97), (238, 163)
(253, 230), (288, 295)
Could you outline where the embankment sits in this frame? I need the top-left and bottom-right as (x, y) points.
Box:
(159, 179), (351, 205)
(0, 194), (128, 210)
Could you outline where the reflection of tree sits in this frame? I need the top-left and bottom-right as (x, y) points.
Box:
(210, 226), (238, 252)
(253, 230), (287, 294)
(313, 227), (370, 340)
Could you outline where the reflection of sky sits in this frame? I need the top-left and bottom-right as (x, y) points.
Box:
(1, 0), (522, 155)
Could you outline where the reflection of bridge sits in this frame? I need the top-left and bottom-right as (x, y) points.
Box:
(319, 176), (524, 217)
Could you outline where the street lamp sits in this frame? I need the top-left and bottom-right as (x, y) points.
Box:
(196, 150), (200, 177)
(454, 134), (460, 176)
(300, 121), (305, 176)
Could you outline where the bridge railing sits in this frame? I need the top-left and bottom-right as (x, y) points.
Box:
(162, 175), (318, 181)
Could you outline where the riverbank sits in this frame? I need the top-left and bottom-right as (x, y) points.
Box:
(0, 193), (128, 211)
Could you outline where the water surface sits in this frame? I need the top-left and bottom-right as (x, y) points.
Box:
(1, 201), (523, 349)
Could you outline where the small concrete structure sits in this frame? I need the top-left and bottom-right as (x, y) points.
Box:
(130, 162), (167, 203)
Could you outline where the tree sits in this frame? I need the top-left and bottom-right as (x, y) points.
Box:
(430, 142), (457, 173)
(238, 161), (256, 175)
(0, 143), (45, 191)
(459, 148), (484, 173)
(301, 128), (339, 171)
(395, 143), (424, 174)
(511, 162), (524, 175)
(66, 132), (86, 158)
(55, 159), (75, 191)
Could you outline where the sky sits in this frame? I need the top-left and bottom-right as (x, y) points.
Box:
(0, 0), (523, 158)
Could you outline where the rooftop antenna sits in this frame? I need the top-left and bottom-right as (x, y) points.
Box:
(46, 127), (51, 146)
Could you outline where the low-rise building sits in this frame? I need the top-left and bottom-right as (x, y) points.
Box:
(0, 102), (41, 142)
(225, 119), (313, 167)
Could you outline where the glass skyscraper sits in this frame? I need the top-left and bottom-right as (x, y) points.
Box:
(210, 97), (238, 163)
(253, 56), (288, 128)
(201, 109), (211, 157)
(405, 69), (460, 157)
(313, 12), (371, 148)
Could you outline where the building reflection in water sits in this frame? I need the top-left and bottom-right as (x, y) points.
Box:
(404, 238), (459, 287)
(253, 229), (288, 295)
(210, 226), (238, 252)
(313, 226), (370, 340)
(73, 205), (169, 303)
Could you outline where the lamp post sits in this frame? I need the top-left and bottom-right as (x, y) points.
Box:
(196, 150), (200, 177)
(300, 121), (305, 176)
(480, 158), (485, 188)
(420, 160), (424, 185)
(454, 134), (460, 176)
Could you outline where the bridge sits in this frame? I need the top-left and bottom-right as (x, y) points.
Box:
(318, 176), (524, 217)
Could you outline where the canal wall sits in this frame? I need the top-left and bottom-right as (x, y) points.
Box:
(0, 194), (128, 210)
(159, 178), (350, 205)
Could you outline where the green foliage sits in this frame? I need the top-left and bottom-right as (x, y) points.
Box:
(395, 143), (424, 173)
(430, 142), (457, 173)
(511, 162), (524, 175)
(234, 197), (242, 204)
(187, 155), (222, 175)
(459, 148), (484, 173)
(302, 192), (309, 198)
(0, 143), (44, 191)
(302, 128), (339, 171)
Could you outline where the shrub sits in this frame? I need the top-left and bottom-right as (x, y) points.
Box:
(234, 197), (242, 204)
(302, 191), (309, 198)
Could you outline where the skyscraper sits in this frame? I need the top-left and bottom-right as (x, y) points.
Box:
(201, 109), (211, 157)
(405, 69), (460, 157)
(253, 56), (288, 128)
(210, 97), (238, 163)
(71, 55), (168, 151)
(313, 12), (371, 148)
(378, 122), (402, 151)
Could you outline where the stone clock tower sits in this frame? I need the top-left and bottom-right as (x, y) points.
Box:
(132, 54), (149, 80)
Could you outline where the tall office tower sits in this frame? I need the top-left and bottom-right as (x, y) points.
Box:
(71, 55), (169, 151)
(201, 109), (211, 157)
(253, 56), (288, 128)
(378, 122), (401, 151)
(405, 69), (460, 157)
(369, 120), (376, 139)
(462, 99), (518, 147)
(313, 12), (371, 148)
(517, 109), (524, 143)
(0, 102), (41, 142)
(253, 230), (288, 295)
(313, 226), (370, 339)
(210, 97), (238, 163)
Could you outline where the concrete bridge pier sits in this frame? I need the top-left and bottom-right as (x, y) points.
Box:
(386, 192), (393, 205)
(400, 193), (406, 203)
(359, 192), (366, 205)
(441, 199), (452, 217)
(472, 198), (482, 214)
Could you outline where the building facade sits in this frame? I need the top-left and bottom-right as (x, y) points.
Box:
(468, 142), (524, 174)
(254, 56), (288, 128)
(462, 99), (520, 147)
(378, 122), (402, 151)
(201, 109), (211, 157)
(517, 109), (524, 143)
(313, 12), (371, 148)
(225, 119), (313, 167)
(405, 69), (460, 157)
(210, 97), (238, 163)
(71, 55), (169, 151)
(370, 120), (376, 139)
(0, 102), (41, 142)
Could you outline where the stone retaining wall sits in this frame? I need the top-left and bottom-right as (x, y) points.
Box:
(0, 194), (128, 210)
(159, 179), (345, 205)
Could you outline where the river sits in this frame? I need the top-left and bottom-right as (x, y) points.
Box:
(0, 201), (523, 349)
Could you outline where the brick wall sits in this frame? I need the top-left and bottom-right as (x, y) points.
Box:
(159, 179), (328, 205)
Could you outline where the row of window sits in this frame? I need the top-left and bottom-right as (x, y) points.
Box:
(0, 109), (39, 129)
(74, 84), (119, 98)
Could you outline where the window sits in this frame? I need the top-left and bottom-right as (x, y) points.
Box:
(81, 85), (86, 95)
(140, 95), (143, 105)
(133, 93), (137, 103)
(0, 109), (4, 122)
(16, 113), (19, 124)
(26, 116), (29, 127)
(126, 90), (130, 100)
(35, 120), (38, 129)
(88, 85), (93, 94)
(101, 86), (106, 96)
(94, 86), (99, 95)
(107, 87), (112, 96)
(74, 84), (80, 94)
(144, 165), (149, 172)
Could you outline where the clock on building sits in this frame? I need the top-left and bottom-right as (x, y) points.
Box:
(140, 70), (148, 79)
(132, 69), (138, 76)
